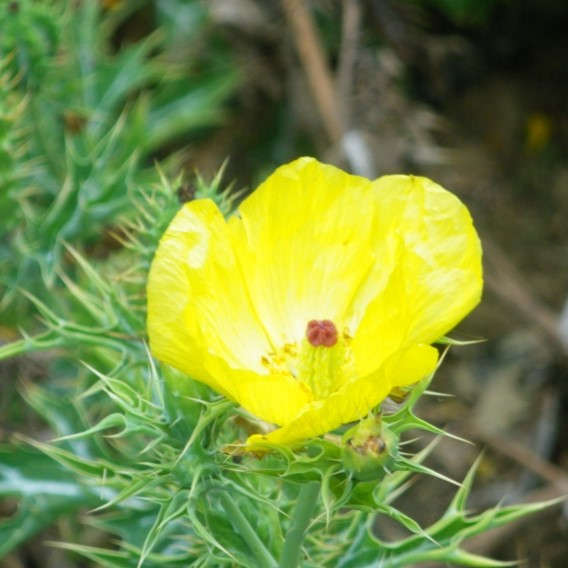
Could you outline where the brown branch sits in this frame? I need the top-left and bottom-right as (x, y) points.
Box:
(336, 0), (361, 127)
(281, 0), (344, 143)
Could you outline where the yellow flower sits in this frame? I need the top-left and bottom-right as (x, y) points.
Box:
(147, 157), (482, 447)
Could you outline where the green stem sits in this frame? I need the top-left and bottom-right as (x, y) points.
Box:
(0, 331), (64, 361)
(279, 481), (320, 568)
(218, 491), (277, 568)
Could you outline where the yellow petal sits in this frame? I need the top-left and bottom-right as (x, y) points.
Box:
(247, 344), (438, 447)
(229, 157), (376, 347)
(147, 199), (313, 423)
(203, 357), (312, 425)
(350, 262), (411, 378)
(377, 175), (482, 345)
(350, 175), (482, 377)
(147, 199), (272, 372)
(388, 344), (439, 388)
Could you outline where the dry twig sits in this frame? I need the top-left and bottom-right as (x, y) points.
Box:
(281, 0), (344, 142)
(336, 0), (361, 127)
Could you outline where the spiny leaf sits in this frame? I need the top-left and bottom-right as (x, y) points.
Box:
(442, 548), (517, 567)
(0, 329), (64, 361)
(174, 399), (235, 466)
(446, 453), (484, 515)
(26, 437), (136, 479)
(21, 380), (98, 457)
(137, 490), (190, 568)
(0, 445), (99, 559)
(375, 503), (436, 544)
(475, 496), (566, 535)
(437, 336), (487, 346)
(47, 542), (135, 568)
(376, 436), (442, 504)
(89, 477), (157, 514)
(395, 455), (462, 487)
(320, 464), (347, 526)
(143, 72), (238, 154)
(187, 509), (238, 563)
(52, 413), (127, 443)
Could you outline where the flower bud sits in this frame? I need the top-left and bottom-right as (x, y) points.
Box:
(341, 415), (398, 480)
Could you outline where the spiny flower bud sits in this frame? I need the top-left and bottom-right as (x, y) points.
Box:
(341, 415), (398, 480)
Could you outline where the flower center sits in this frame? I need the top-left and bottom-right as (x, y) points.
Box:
(305, 319), (338, 347)
(299, 319), (353, 399)
(260, 320), (354, 401)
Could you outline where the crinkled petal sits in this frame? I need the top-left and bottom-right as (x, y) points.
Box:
(247, 344), (438, 447)
(202, 356), (313, 426)
(229, 157), (376, 346)
(147, 199), (313, 423)
(147, 199), (272, 373)
(350, 175), (482, 377)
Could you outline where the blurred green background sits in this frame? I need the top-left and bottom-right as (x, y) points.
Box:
(1, 0), (567, 566)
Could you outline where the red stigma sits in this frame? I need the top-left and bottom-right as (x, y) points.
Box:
(306, 320), (338, 347)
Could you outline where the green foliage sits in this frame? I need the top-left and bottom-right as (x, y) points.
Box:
(0, 166), (558, 566)
(0, 6), (559, 561)
(0, 0), (237, 323)
(0, 0), (551, 568)
(0, 0), (60, 87)
(0, 445), (100, 558)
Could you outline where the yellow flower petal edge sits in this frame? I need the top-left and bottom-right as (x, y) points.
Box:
(147, 198), (312, 425)
(247, 344), (438, 448)
(228, 157), (376, 346)
(147, 156), (483, 446)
